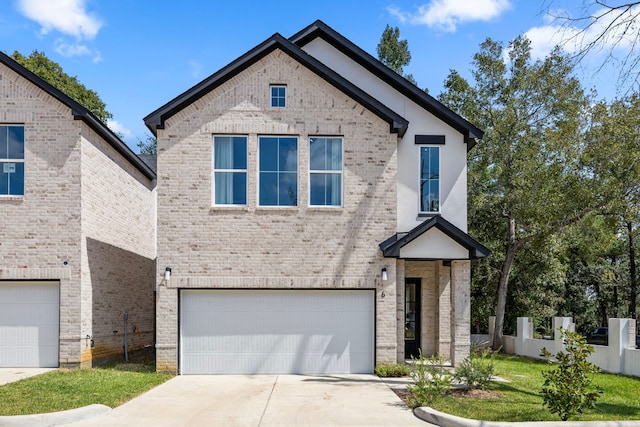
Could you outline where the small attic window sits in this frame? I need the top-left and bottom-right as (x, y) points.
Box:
(270, 85), (286, 108)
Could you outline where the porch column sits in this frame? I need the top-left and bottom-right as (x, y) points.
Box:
(396, 260), (406, 362)
(437, 262), (451, 359)
(450, 260), (471, 366)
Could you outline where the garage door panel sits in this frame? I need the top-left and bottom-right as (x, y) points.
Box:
(180, 290), (374, 374)
(0, 282), (59, 368)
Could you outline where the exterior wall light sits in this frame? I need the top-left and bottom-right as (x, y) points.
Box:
(381, 267), (388, 282)
(164, 267), (172, 281)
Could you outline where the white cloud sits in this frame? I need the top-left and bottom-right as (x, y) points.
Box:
(54, 39), (102, 62)
(388, 0), (512, 32)
(107, 120), (132, 139)
(525, 7), (637, 60)
(17, 0), (102, 39)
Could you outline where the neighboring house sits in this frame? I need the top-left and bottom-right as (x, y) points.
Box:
(145, 20), (489, 375)
(0, 51), (156, 368)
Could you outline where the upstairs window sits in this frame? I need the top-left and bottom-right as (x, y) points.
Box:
(420, 146), (439, 213)
(270, 85), (286, 108)
(259, 136), (298, 206)
(309, 137), (342, 206)
(0, 125), (24, 196)
(213, 136), (247, 205)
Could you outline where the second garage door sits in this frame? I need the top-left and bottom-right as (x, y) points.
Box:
(0, 281), (59, 368)
(180, 289), (374, 374)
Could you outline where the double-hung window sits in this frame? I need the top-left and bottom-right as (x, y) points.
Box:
(309, 137), (342, 206)
(213, 136), (247, 205)
(419, 146), (440, 213)
(259, 136), (297, 206)
(0, 125), (25, 196)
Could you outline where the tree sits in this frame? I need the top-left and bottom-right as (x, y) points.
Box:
(543, 1), (640, 92)
(583, 94), (640, 320)
(12, 50), (112, 123)
(439, 36), (600, 349)
(137, 133), (157, 155)
(377, 25), (416, 84)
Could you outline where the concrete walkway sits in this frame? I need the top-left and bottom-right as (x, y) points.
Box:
(64, 374), (429, 426)
(0, 368), (56, 386)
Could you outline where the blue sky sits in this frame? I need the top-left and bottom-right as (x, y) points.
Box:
(1, 0), (632, 152)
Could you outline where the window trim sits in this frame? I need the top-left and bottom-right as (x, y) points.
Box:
(418, 145), (440, 214)
(270, 84), (287, 108)
(257, 135), (299, 207)
(308, 136), (343, 208)
(0, 124), (25, 197)
(212, 135), (248, 207)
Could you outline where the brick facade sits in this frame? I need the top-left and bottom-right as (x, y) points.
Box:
(0, 59), (156, 367)
(155, 49), (399, 371)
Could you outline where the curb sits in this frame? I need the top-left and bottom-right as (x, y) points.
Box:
(0, 404), (111, 427)
(414, 407), (640, 427)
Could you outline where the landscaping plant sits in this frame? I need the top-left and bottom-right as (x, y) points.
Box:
(540, 328), (603, 421)
(374, 363), (410, 377)
(406, 351), (452, 408)
(453, 347), (496, 390)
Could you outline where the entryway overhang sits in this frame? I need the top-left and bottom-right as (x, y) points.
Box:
(379, 215), (490, 260)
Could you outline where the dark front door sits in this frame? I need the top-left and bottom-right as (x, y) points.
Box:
(404, 279), (421, 358)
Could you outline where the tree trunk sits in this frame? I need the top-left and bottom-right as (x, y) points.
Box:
(627, 221), (637, 320)
(493, 216), (518, 351)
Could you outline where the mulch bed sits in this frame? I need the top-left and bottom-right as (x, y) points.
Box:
(393, 387), (499, 406)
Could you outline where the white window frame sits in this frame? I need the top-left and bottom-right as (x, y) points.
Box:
(257, 135), (299, 207)
(212, 135), (248, 206)
(308, 136), (343, 208)
(0, 125), (25, 197)
(270, 85), (286, 108)
(419, 146), (440, 214)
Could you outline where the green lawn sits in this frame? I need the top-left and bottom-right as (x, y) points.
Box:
(430, 354), (640, 422)
(0, 363), (172, 416)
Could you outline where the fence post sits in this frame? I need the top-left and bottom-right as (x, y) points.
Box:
(553, 317), (574, 353)
(515, 317), (530, 356)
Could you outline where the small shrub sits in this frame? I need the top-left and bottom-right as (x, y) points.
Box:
(375, 363), (410, 377)
(453, 347), (496, 390)
(541, 328), (603, 421)
(406, 351), (452, 408)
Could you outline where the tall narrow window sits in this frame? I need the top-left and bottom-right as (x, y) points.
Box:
(309, 137), (342, 206)
(270, 85), (286, 108)
(259, 136), (297, 206)
(420, 146), (439, 213)
(0, 125), (25, 196)
(213, 136), (247, 205)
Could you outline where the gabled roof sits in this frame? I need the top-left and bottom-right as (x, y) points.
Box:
(143, 33), (409, 137)
(379, 215), (490, 259)
(0, 51), (156, 181)
(290, 20), (484, 150)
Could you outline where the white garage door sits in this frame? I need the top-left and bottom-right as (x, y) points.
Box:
(180, 289), (374, 374)
(0, 281), (59, 368)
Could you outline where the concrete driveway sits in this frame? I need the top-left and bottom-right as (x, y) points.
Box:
(67, 374), (429, 426)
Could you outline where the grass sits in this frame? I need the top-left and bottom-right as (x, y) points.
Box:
(0, 362), (172, 416)
(429, 354), (640, 422)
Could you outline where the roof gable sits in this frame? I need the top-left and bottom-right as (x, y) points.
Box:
(0, 51), (155, 180)
(143, 33), (408, 137)
(290, 20), (484, 150)
(379, 215), (490, 260)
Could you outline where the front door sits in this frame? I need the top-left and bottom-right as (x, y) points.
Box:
(404, 279), (421, 358)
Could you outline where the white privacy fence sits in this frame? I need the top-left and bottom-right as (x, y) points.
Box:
(472, 317), (640, 377)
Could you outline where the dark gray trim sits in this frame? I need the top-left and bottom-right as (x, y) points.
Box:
(0, 51), (156, 181)
(415, 135), (445, 145)
(144, 34), (409, 137)
(379, 215), (490, 259)
(290, 20), (484, 151)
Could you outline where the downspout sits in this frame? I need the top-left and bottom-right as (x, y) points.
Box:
(124, 312), (129, 362)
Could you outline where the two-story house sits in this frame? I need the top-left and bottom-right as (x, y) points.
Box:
(0, 52), (156, 368)
(145, 20), (488, 374)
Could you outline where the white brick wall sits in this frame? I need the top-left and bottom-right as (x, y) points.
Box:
(0, 61), (156, 367)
